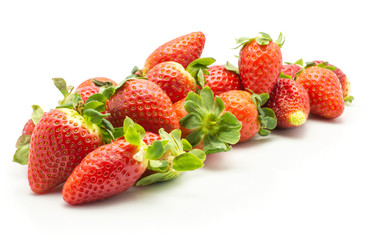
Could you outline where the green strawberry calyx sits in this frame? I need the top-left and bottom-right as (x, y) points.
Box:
(186, 57), (216, 88)
(224, 61), (240, 75)
(13, 105), (44, 165)
(284, 58), (304, 66)
(120, 117), (206, 186)
(249, 91), (277, 136)
(235, 32), (285, 49)
(179, 86), (242, 155)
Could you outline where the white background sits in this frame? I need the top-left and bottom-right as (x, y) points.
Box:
(1, 0), (369, 239)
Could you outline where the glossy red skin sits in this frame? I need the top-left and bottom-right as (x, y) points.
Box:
(77, 77), (117, 90)
(205, 65), (243, 95)
(62, 140), (145, 205)
(28, 109), (103, 194)
(143, 32), (206, 74)
(77, 86), (100, 103)
(22, 119), (35, 135)
(266, 78), (310, 128)
(106, 79), (180, 133)
(147, 62), (197, 103)
(281, 64), (302, 79)
(218, 90), (260, 142)
(313, 60), (350, 98)
(238, 39), (282, 95)
(296, 67), (344, 119)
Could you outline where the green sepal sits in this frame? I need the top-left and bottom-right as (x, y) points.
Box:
(136, 171), (180, 186)
(13, 143), (30, 165)
(251, 92), (277, 136)
(125, 66), (147, 81)
(185, 128), (205, 147)
(31, 105), (44, 125)
(16, 135), (31, 148)
(181, 139), (192, 151)
(100, 86), (116, 100)
(145, 140), (165, 160)
(83, 109), (109, 124)
(202, 134), (231, 155)
(147, 160), (169, 172)
(224, 61), (240, 75)
(112, 127), (124, 139)
(91, 78), (114, 88)
(276, 32), (285, 48)
(279, 72), (292, 79)
(52, 78), (70, 98)
(83, 101), (105, 112)
(189, 149), (206, 162)
(344, 95), (354, 104)
(124, 125), (141, 147)
(172, 152), (204, 171)
(179, 113), (203, 129)
(186, 57), (216, 88)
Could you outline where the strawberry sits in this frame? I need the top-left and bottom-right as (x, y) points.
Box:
(295, 66), (344, 119)
(281, 59), (304, 79)
(204, 62), (243, 95)
(63, 117), (206, 205)
(146, 58), (215, 102)
(236, 32), (284, 95)
(28, 108), (104, 193)
(312, 60), (353, 103)
(218, 90), (277, 141)
(147, 61), (197, 103)
(142, 31), (206, 74)
(22, 119), (36, 136)
(77, 77), (117, 90)
(265, 75), (310, 128)
(105, 79), (180, 133)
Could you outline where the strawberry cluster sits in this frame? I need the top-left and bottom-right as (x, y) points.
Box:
(13, 31), (353, 205)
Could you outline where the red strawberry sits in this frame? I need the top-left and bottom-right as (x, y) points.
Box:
(106, 79), (180, 133)
(236, 32), (284, 95)
(22, 119), (36, 136)
(62, 139), (144, 205)
(205, 62), (243, 95)
(218, 90), (276, 142)
(142, 31), (206, 74)
(147, 61), (197, 103)
(313, 60), (353, 102)
(266, 77), (310, 128)
(77, 77), (117, 90)
(28, 108), (104, 193)
(63, 117), (206, 205)
(296, 66), (344, 119)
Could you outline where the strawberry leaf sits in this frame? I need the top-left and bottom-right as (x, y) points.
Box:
(31, 105), (44, 125)
(173, 152), (204, 171)
(203, 135), (231, 155)
(224, 61), (240, 75)
(136, 171), (180, 186)
(13, 143), (30, 165)
(186, 57), (216, 88)
(148, 160), (169, 172)
(83, 109), (109, 124)
(145, 140), (165, 160)
(124, 125), (141, 147)
(279, 72), (292, 79)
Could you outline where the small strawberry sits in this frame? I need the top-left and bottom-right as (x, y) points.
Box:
(281, 59), (304, 79)
(296, 65), (344, 119)
(265, 75), (310, 128)
(312, 60), (353, 103)
(146, 58), (215, 102)
(204, 62), (243, 95)
(63, 117), (206, 205)
(236, 32), (284, 95)
(142, 31), (206, 74)
(218, 90), (277, 141)
(105, 78), (180, 133)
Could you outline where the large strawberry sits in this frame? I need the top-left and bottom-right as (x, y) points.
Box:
(106, 78), (180, 133)
(296, 65), (344, 119)
(265, 75), (310, 128)
(146, 58), (215, 102)
(63, 117), (206, 205)
(236, 32), (284, 95)
(142, 31), (206, 74)
(312, 60), (353, 103)
(204, 62), (243, 95)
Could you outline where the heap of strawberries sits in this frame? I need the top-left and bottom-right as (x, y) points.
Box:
(13, 31), (353, 205)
